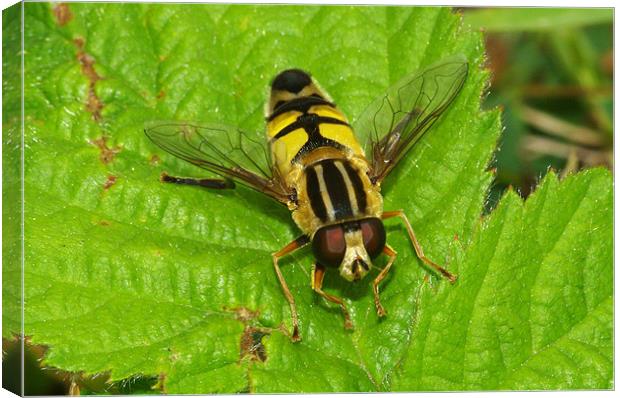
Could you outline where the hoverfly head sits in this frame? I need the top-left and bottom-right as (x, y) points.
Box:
(311, 218), (386, 282)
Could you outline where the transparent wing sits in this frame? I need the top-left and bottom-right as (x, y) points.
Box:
(352, 56), (468, 184)
(144, 121), (291, 204)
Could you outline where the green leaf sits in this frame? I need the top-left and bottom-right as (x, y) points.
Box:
(5, 3), (612, 393)
(2, 2), (23, 339)
(463, 8), (613, 32)
(391, 169), (613, 390)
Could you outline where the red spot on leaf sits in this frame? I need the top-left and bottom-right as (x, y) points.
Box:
(103, 175), (117, 190)
(90, 136), (121, 164)
(53, 3), (73, 26)
(73, 38), (104, 121)
(240, 326), (268, 363)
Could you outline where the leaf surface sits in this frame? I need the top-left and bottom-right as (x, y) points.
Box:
(2, 3), (23, 339)
(7, 3), (612, 393)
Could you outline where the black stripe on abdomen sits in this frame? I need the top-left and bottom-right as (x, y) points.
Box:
(268, 96), (334, 121)
(320, 160), (353, 220)
(305, 166), (328, 222)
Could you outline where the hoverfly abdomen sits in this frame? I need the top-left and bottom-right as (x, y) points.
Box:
(265, 69), (385, 237)
(266, 69), (365, 180)
(271, 69), (312, 95)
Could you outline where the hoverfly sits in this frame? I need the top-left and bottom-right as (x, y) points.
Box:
(145, 56), (468, 342)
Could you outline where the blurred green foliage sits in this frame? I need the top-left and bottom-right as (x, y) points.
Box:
(464, 8), (612, 32)
(463, 7), (613, 207)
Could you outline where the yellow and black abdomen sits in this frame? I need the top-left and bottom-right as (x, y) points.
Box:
(266, 69), (382, 236)
(265, 69), (364, 178)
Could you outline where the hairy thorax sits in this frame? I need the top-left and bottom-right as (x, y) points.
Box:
(288, 147), (383, 237)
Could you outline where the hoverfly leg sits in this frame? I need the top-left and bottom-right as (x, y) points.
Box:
(311, 264), (353, 330)
(382, 210), (457, 283)
(160, 172), (235, 189)
(372, 245), (397, 317)
(272, 235), (310, 342)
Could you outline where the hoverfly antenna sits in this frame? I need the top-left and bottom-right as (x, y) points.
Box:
(271, 69), (312, 94)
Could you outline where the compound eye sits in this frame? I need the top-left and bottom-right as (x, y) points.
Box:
(360, 218), (386, 259)
(312, 225), (345, 268)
